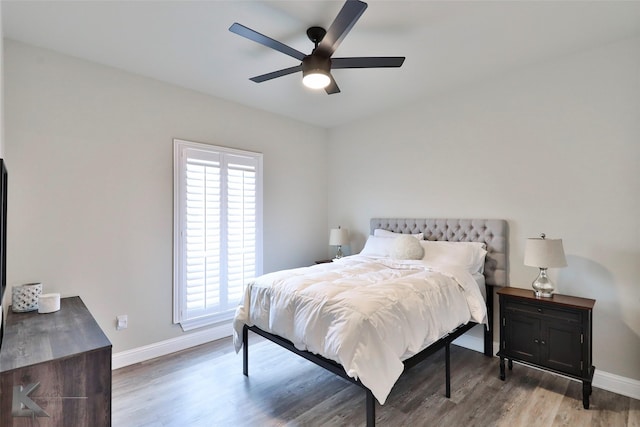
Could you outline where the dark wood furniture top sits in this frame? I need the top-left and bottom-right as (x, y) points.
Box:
(497, 287), (595, 409)
(497, 286), (595, 310)
(0, 296), (111, 372)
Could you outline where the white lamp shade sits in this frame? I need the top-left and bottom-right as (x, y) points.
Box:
(524, 237), (567, 268)
(329, 228), (349, 246)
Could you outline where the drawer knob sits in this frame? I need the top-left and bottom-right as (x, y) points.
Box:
(541, 340), (546, 345)
(534, 339), (539, 344)
(537, 308), (543, 313)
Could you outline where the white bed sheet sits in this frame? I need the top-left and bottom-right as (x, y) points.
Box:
(233, 255), (487, 404)
(473, 273), (486, 301)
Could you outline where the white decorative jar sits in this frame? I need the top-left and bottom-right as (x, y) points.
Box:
(11, 283), (43, 312)
(38, 293), (61, 313)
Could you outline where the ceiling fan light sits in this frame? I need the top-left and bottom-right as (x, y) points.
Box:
(302, 70), (330, 89)
(302, 55), (331, 89)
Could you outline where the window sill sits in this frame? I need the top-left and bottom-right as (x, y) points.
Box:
(178, 314), (233, 332)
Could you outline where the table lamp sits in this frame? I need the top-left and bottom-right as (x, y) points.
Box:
(524, 233), (567, 297)
(329, 226), (349, 259)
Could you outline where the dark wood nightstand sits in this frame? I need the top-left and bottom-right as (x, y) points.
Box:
(315, 259), (333, 264)
(497, 287), (595, 409)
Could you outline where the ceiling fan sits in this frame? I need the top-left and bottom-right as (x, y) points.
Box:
(229, 0), (405, 94)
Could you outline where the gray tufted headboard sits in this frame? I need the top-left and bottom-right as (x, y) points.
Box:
(370, 218), (509, 287)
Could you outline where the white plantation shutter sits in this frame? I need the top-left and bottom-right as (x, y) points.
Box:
(226, 156), (257, 307)
(174, 140), (262, 330)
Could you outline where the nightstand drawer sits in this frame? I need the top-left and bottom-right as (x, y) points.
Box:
(505, 301), (581, 323)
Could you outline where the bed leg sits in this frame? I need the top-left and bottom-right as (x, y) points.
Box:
(445, 342), (451, 398)
(243, 324), (249, 376)
(484, 284), (494, 357)
(365, 389), (375, 427)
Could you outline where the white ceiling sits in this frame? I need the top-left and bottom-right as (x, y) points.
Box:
(3, 1), (640, 128)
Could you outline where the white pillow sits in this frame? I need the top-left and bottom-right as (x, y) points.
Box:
(419, 240), (487, 274)
(373, 229), (424, 240)
(360, 235), (396, 257)
(390, 235), (425, 260)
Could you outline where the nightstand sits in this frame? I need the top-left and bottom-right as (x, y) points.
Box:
(497, 287), (595, 409)
(315, 259), (333, 264)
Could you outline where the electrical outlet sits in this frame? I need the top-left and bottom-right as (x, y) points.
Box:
(116, 314), (128, 330)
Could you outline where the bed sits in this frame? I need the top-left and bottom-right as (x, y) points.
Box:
(233, 218), (508, 426)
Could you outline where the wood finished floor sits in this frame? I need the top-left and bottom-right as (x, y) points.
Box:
(112, 336), (639, 427)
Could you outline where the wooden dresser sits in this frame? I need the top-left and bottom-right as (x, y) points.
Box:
(0, 296), (112, 426)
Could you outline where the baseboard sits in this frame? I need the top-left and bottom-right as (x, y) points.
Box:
(112, 322), (232, 370)
(114, 326), (640, 401)
(592, 370), (640, 400)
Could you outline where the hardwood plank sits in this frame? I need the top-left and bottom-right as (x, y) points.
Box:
(591, 387), (631, 427)
(629, 397), (640, 427)
(112, 337), (638, 427)
(552, 380), (594, 426)
(514, 371), (569, 426)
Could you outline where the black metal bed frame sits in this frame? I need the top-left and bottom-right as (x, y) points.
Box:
(242, 284), (495, 427)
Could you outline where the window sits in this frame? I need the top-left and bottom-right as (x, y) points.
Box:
(173, 139), (263, 331)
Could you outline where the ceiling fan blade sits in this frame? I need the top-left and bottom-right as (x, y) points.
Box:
(316, 0), (367, 57)
(324, 74), (341, 95)
(332, 56), (405, 69)
(250, 65), (303, 83)
(230, 23), (306, 61)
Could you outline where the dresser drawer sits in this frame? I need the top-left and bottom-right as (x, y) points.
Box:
(504, 301), (581, 323)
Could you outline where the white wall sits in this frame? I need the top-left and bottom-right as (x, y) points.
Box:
(328, 36), (640, 382)
(3, 40), (328, 353)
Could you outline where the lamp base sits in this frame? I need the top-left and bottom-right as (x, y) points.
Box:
(532, 268), (554, 298)
(335, 245), (343, 259)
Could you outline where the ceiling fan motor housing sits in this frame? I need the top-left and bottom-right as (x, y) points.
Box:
(302, 55), (332, 89)
(302, 55), (331, 75)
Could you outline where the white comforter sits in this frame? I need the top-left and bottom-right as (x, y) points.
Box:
(232, 255), (487, 404)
